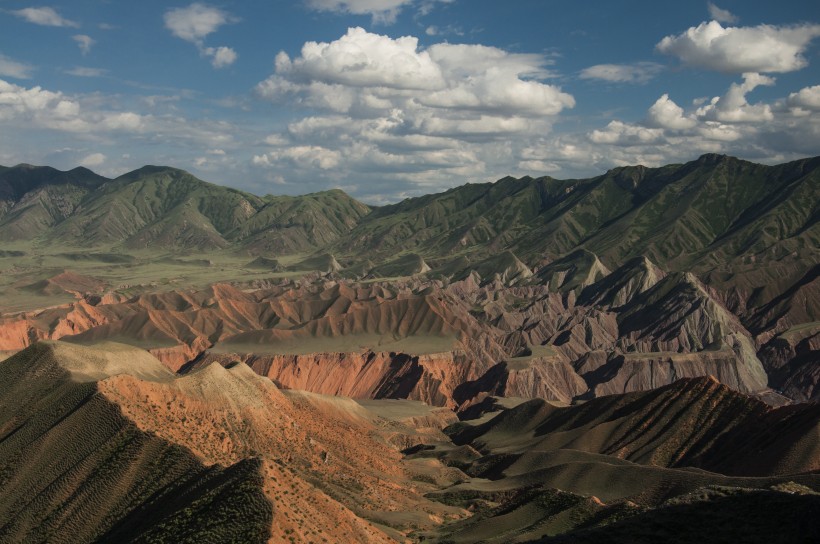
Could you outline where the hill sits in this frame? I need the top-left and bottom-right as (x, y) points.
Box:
(0, 341), (469, 543)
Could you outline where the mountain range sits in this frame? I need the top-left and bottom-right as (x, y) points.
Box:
(1, 154), (818, 543)
(1, 154), (817, 403)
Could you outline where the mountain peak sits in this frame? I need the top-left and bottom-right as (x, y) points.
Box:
(696, 153), (735, 165)
(116, 165), (188, 181)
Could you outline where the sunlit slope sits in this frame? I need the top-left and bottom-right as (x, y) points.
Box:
(0, 341), (272, 543)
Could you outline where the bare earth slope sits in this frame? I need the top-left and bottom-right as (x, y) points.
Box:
(0, 341), (272, 543)
(0, 341), (468, 544)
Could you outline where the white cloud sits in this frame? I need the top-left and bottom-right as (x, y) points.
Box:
(579, 62), (663, 84)
(204, 46), (237, 68)
(519, 74), (820, 180)
(657, 21), (820, 73)
(305, 0), (453, 24)
(589, 121), (665, 146)
(517, 159), (560, 173)
(788, 85), (820, 111)
(73, 35), (95, 55)
(12, 7), (78, 27)
(0, 54), (34, 79)
(272, 28), (444, 90)
(65, 67), (107, 77)
(164, 3), (237, 68)
(424, 23), (463, 37)
(707, 2), (738, 24)
(164, 3), (233, 42)
(697, 121), (742, 141)
(696, 72), (775, 122)
(647, 94), (697, 129)
(252, 28), (574, 196)
(254, 145), (342, 170)
(80, 152), (105, 166)
(0, 78), (149, 133)
(258, 28), (572, 117)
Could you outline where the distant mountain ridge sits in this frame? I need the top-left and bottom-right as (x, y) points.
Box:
(2, 154), (817, 267)
(0, 163), (371, 252)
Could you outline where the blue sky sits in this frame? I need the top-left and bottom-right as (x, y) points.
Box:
(0, 1), (818, 202)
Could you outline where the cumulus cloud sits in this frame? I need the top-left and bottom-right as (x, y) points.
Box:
(707, 2), (738, 24)
(0, 77), (149, 133)
(12, 7), (78, 27)
(589, 121), (665, 146)
(204, 46), (238, 68)
(164, 3), (233, 42)
(305, 0), (453, 24)
(254, 145), (342, 170)
(164, 3), (238, 68)
(657, 21), (820, 73)
(0, 54), (34, 79)
(579, 62), (663, 84)
(271, 28), (444, 90)
(518, 74), (820, 179)
(647, 94), (697, 129)
(80, 152), (105, 166)
(696, 72), (775, 122)
(257, 28), (572, 117)
(252, 28), (574, 196)
(73, 35), (95, 55)
(788, 85), (820, 111)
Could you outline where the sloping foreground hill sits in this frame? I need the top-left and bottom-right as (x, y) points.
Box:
(536, 486), (820, 544)
(1, 342), (818, 543)
(414, 377), (820, 543)
(0, 341), (465, 543)
(0, 341), (271, 543)
(449, 377), (820, 476)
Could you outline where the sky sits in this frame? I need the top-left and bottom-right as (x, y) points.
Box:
(0, 1), (818, 203)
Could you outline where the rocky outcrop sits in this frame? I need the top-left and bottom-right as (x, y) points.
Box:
(587, 350), (768, 396)
(758, 323), (820, 401)
(0, 260), (804, 407)
(196, 350), (482, 408)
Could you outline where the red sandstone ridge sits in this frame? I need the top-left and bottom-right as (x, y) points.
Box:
(0, 264), (798, 407)
(0, 341), (467, 543)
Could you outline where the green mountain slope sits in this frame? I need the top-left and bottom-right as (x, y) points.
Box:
(336, 154), (819, 277)
(0, 164), (109, 241)
(231, 189), (371, 254)
(0, 164), (372, 252)
(51, 166), (265, 249)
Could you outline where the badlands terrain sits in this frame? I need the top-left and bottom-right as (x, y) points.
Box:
(0, 154), (818, 542)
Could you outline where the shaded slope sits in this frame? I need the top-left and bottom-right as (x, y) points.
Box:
(537, 487), (820, 544)
(0, 341), (464, 543)
(450, 376), (820, 476)
(0, 342), (272, 544)
(0, 164), (109, 241)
